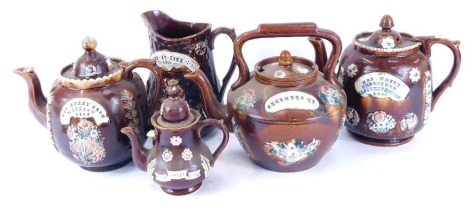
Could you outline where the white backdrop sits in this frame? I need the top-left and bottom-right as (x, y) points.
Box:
(1, 0), (469, 207)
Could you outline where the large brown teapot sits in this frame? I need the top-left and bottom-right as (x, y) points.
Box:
(338, 15), (461, 146)
(185, 23), (346, 172)
(14, 37), (163, 171)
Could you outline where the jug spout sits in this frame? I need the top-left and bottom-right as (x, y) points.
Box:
(121, 127), (149, 171)
(13, 67), (47, 128)
(141, 10), (171, 39)
(184, 69), (232, 131)
(141, 10), (211, 41)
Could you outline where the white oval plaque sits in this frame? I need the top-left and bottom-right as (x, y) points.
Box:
(354, 72), (410, 102)
(60, 98), (110, 125)
(151, 50), (199, 72)
(264, 91), (319, 113)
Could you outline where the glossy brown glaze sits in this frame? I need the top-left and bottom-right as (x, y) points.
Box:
(309, 37), (327, 73)
(14, 37), (163, 171)
(185, 23), (346, 172)
(121, 80), (229, 195)
(339, 15), (461, 146)
(142, 10), (237, 133)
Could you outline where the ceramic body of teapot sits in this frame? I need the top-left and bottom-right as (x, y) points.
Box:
(121, 79), (229, 195)
(142, 10), (237, 135)
(338, 15), (461, 146)
(185, 23), (346, 172)
(14, 37), (163, 171)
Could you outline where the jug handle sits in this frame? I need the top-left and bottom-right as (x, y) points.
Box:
(121, 58), (163, 125)
(308, 37), (328, 74)
(232, 23), (343, 90)
(209, 27), (237, 101)
(196, 119), (229, 166)
(412, 36), (461, 111)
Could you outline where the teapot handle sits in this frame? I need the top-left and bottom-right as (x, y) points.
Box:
(196, 119), (229, 165)
(232, 23), (343, 90)
(308, 37), (328, 74)
(120, 58), (163, 125)
(209, 27), (237, 101)
(412, 36), (461, 111)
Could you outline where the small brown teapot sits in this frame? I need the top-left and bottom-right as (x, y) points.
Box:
(338, 15), (461, 146)
(121, 79), (229, 195)
(185, 23), (346, 172)
(14, 37), (163, 171)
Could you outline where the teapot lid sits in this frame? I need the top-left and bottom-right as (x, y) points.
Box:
(255, 50), (318, 87)
(155, 79), (196, 128)
(353, 15), (421, 56)
(58, 37), (124, 89)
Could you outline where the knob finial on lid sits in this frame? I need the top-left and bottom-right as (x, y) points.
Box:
(380, 15), (394, 32)
(82, 37), (97, 51)
(160, 79), (190, 123)
(278, 50), (293, 66)
(165, 79), (185, 99)
(73, 37), (110, 78)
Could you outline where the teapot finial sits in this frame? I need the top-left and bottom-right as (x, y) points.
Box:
(166, 79), (185, 99)
(73, 37), (110, 78)
(160, 79), (190, 123)
(278, 50), (293, 66)
(81, 37), (97, 51)
(380, 15), (394, 32)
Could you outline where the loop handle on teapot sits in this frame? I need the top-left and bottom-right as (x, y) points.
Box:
(196, 119), (229, 165)
(412, 36), (461, 111)
(232, 22), (343, 90)
(121, 58), (164, 126)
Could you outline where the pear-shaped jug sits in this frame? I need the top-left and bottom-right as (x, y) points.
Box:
(142, 10), (236, 135)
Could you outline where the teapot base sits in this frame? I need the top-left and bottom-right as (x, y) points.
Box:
(348, 130), (414, 147)
(79, 158), (132, 172)
(252, 158), (319, 172)
(161, 182), (202, 196)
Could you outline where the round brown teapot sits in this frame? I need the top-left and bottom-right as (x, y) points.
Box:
(121, 79), (229, 195)
(185, 23), (346, 172)
(338, 15), (461, 146)
(13, 37), (163, 171)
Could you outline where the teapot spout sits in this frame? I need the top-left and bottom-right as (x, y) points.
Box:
(13, 67), (47, 128)
(184, 69), (233, 132)
(121, 127), (149, 171)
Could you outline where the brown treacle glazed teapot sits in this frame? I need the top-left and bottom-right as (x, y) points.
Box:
(185, 23), (346, 172)
(338, 15), (461, 146)
(121, 79), (229, 195)
(14, 37), (163, 171)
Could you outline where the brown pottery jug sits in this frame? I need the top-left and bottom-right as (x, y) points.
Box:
(121, 79), (229, 195)
(142, 10), (236, 133)
(14, 37), (163, 171)
(185, 23), (346, 172)
(338, 15), (461, 146)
